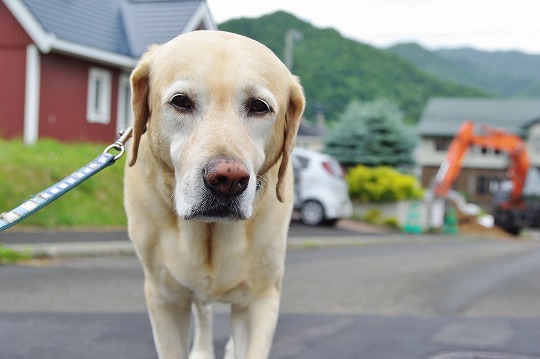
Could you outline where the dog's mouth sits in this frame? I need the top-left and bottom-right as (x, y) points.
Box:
(184, 194), (248, 222)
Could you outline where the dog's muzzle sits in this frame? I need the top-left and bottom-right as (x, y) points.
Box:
(185, 158), (251, 221)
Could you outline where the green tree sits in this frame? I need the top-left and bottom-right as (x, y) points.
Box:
(324, 99), (417, 168)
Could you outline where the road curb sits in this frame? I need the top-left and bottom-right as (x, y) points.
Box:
(6, 241), (136, 258)
(4, 235), (438, 259)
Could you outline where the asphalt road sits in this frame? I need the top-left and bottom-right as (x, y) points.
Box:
(2, 232), (540, 358)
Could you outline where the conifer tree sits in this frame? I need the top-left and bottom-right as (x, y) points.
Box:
(324, 99), (417, 168)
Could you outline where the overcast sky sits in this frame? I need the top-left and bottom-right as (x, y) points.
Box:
(206, 0), (540, 55)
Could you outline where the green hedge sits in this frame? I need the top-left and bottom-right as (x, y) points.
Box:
(347, 165), (424, 202)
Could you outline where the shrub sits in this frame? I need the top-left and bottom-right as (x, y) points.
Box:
(382, 217), (400, 229)
(362, 208), (382, 224)
(347, 165), (423, 202)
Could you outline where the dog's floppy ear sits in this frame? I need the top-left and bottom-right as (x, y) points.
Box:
(128, 45), (159, 166)
(276, 76), (305, 202)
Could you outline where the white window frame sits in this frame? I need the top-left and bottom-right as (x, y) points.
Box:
(116, 73), (133, 134)
(87, 67), (112, 124)
(534, 136), (540, 153)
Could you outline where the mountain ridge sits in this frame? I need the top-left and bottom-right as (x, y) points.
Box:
(388, 43), (540, 97)
(219, 11), (485, 123)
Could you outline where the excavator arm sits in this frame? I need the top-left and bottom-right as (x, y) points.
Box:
(433, 121), (531, 204)
(433, 121), (474, 198)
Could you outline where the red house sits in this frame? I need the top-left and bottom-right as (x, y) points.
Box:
(0, 0), (216, 144)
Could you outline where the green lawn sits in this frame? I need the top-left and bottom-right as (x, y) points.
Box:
(0, 139), (127, 229)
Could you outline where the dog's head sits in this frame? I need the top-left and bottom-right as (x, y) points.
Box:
(128, 31), (305, 222)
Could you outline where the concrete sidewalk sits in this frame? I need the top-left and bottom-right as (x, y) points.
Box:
(0, 222), (431, 258)
(3, 234), (429, 258)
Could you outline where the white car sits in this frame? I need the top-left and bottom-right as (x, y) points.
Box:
(292, 147), (353, 225)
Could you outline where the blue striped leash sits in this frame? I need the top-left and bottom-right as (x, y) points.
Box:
(0, 127), (133, 233)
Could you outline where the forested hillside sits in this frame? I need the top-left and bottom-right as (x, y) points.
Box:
(389, 43), (540, 97)
(219, 11), (485, 123)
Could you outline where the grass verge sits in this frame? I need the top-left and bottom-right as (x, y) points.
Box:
(0, 139), (126, 228)
(0, 244), (31, 264)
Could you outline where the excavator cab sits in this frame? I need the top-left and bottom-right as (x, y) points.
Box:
(433, 121), (540, 236)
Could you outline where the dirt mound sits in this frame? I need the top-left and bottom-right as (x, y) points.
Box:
(454, 206), (515, 239)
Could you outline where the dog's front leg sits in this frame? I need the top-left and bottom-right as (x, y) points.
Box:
(145, 280), (192, 359)
(229, 286), (281, 359)
(189, 300), (215, 359)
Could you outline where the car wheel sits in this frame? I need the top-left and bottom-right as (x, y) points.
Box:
(301, 200), (325, 226)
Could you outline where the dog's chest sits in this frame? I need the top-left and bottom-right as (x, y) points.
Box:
(165, 223), (260, 304)
(169, 250), (254, 304)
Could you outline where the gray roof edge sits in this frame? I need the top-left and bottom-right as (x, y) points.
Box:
(8, 0), (216, 67)
(119, 1), (138, 57)
(52, 37), (138, 68)
(182, 0), (217, 32)
(3, 0), (52, 52)
(418, 97), (540, 136)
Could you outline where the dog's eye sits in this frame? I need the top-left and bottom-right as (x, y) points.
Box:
(170, 94), (193, 111)
(248, 99), (270, 114)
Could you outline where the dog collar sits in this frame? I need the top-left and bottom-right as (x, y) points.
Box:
(256, 177), (263, 191)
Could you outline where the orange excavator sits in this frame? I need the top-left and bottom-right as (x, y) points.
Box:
(433, 121), (540, 235)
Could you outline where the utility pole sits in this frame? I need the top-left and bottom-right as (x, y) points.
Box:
(284, 29), (303, 70)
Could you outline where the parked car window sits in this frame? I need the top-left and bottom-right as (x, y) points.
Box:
(295, 155), (310, 169)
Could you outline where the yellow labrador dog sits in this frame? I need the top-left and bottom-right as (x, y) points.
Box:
(124, 30), (305, 359)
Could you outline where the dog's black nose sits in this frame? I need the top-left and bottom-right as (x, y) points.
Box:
(203, 158), (250, 197)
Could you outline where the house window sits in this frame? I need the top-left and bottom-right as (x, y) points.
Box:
(435, 137), (452, 151)
(475, 175), (501, 196)
(87, 67), (112, 124)
(116, 74), (133, 134)
(476, 175), (492, 195)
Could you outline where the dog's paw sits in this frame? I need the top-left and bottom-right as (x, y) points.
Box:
(223, 338), (235, 359)
(188, 351), (215, 359)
